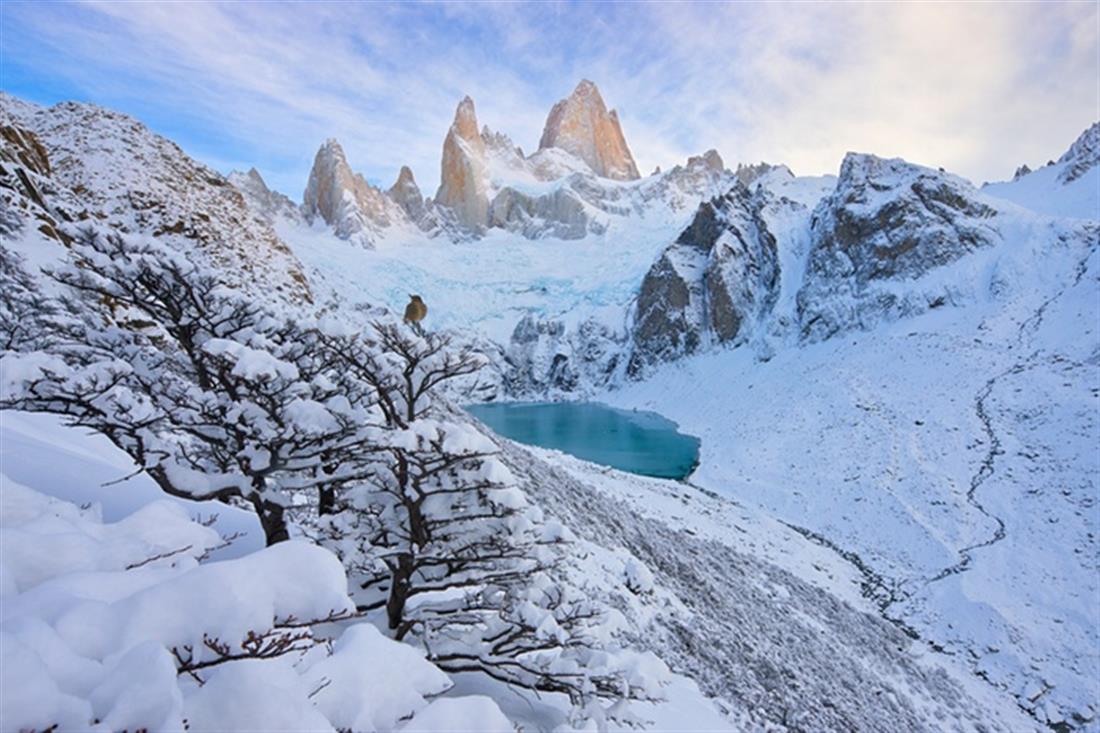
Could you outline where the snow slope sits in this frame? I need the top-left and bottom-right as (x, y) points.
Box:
(279, 208), (689, 345)
(497, 440), (1040, 732)
(606, 226), (1100, 728)
(276, 122), (1099, 729)
(4, 85), (1096, 730)
(983, 122), (1099, 220)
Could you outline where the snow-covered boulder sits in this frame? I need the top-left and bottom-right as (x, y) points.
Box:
(0, 476), (515, 733)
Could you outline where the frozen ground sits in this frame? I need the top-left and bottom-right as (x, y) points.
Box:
(495, 439), (1040, 732)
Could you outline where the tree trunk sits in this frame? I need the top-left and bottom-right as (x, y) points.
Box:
(387, 554), (413, 634)
(318, 486), (336, 516)
(250, 493), (290, 546)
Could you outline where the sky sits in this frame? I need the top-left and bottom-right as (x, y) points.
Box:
(2, 1), (1097, 199)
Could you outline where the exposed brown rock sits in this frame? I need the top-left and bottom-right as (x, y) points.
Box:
(387, 165), (425, 223)
(304, 139), (401, 247)
(538, 80), (640, 181)
(434, 96), (489, 232)
(1, 125), (50, 176)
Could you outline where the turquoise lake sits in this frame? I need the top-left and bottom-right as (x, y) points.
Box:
(466, 401), (700, 480)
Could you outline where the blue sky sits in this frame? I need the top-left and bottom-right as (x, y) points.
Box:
(2, 1), (1097, 198)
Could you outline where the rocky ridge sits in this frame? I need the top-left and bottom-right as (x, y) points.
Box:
(629, 182), (780, 375)
(228, 167), (302, 225)
(303, 138), (411, 248)
(307, 81), (727, 243)
(1056, 121), (1099, 184)
(796, 154), (1000, 341)
(0, 93), (312, 302)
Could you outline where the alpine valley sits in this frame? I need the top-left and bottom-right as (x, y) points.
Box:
(1, 77), (1097, 733)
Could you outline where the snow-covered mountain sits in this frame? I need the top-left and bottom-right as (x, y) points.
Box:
(983, 121), (1100, 219)
(2, 84), (1098, 732)
(283, 81), (732, 249)
(0, 92), (312, 302)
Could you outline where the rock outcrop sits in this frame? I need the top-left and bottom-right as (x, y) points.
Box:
(629, 183), (780, 375)
(505, 314), (625, 395)
(0, 118), (77, 245)
(538, 80), (640, 181)
(635, 149), (730, 213)
(434, 96), (489, 233)
(228, 167), (302, 224)
(488, 185), (600, 240)
(733, 161), (783, 188)
(387, 165), (426, 224)
(797, 153), (999, 340)
(303, 139), (406, 248)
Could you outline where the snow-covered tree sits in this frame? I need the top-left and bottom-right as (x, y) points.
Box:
(0, 244), (57, 352)
(0, 229), (387, 545)
(313, 325), (666, 713)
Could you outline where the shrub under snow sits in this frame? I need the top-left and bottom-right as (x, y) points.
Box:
(0, 474), (512, 732)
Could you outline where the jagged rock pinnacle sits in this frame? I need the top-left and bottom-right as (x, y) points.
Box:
(538, 80), (640, 180)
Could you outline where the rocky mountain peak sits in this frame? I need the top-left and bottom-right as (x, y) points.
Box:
(797, 153), (1000, 340)
(538, 80), (640, 181)
(481, 126), (523, 159)
(303, 138), (402, 247)
(228, 167), (301, 225)
(734, 162), (785, 187)
(451, 96), (483, 147)
(435, 96), (489, 232)
(303, 138), (356, 219)
(1056, 121), (1099, 184)
(690, 149), (725, 174)
(630, 183), (779, 375)
(387, 165), (426, 223)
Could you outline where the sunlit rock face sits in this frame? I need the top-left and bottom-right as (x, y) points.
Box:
(434, 96), (490, 233)
(387, 165), (426, 224)
(303, 138), (405, 248)
(538, 80), (640, 181)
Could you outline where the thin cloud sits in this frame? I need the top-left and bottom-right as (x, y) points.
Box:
(2, 1), (1095, 198)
